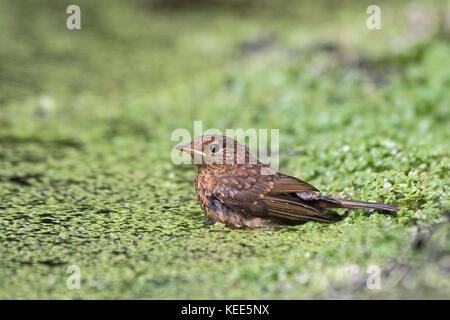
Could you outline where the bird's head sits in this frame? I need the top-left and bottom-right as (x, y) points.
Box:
(176, 135), (257, 171)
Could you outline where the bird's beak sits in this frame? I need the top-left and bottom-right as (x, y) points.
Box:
(176, 144), (189, 151)
(176, 144), (205, 157)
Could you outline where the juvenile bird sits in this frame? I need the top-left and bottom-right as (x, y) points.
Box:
(177, 135), (398, 229)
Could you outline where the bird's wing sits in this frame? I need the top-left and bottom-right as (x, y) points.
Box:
(211, 168), (338, 222)
(213, 168), (318, 200)
(260, 195), (340, 222)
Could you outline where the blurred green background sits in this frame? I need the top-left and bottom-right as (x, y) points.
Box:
(0, 0), (449, 299)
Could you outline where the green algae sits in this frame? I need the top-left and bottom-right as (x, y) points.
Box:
(0, 0), (449, 299)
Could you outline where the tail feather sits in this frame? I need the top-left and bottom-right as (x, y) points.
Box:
(317, 196), (399, 212)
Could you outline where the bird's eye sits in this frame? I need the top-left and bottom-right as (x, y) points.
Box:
(209, 143), (221, 154)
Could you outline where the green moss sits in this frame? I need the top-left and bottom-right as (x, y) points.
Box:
(0, 0), (449, 299)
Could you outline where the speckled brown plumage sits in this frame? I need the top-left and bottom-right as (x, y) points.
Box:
(177, 135), (399, 229)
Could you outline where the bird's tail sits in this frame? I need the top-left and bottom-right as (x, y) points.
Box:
(316, 196), (399, 212)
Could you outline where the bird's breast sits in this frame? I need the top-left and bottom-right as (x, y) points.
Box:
(195, 172), (216, 218)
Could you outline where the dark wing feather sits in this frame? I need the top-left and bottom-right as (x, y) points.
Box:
(261, 195), (341, 222)
(269, 174), (319, 194)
